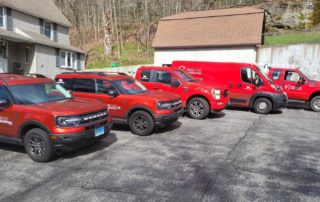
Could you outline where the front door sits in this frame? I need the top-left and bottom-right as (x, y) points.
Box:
(0, 41), (8, 73)
(282, 71), (308, 100)
(0, 86), (17, 138)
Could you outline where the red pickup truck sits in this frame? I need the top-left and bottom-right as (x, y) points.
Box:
(268, 67), (320, 112)
(136, 66), (229, 119)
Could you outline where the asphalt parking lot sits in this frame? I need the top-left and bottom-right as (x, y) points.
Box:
(0, 108), (319, 202)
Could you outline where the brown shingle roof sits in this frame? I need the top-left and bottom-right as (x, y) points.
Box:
(152, 7), (264, 49)
(0, 29), (85, 53)
(0, 0), (71, 27)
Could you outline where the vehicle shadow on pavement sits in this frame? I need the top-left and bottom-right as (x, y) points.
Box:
(208, 112), (226, 119)
(0, 143), (26, 154)
(155, 121), (182, 134)
(58, 132), (117, 160)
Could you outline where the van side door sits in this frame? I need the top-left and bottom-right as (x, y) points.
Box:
(229, 68), (257, 107)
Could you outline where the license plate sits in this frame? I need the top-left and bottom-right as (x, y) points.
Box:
(95, 126), (105, 137)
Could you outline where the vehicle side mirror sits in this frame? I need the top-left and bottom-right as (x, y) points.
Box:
(255, 78), (264, 86)
(171, 80), (180, 87)
(107, 89), (119, 97)
(0, 99), (10, 108)
(298, 77), (306, 85)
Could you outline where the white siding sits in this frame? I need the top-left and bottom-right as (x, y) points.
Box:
(12, 10), (40, 34)
(57, 25), (70, 44)
(154, 47), (257, 66)
(257, 44), (320, 80)
(36, 45), (85, 79)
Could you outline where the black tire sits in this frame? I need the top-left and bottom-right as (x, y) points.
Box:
(187, 97), (210, 119)
(129, 110), (155, 136)
(310, 96), (320, 112)
(253, 98), (272, 114)
(24, 128), (55, 162)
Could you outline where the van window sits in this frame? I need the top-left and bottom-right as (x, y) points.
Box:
(140, 70), (151, 82)
(272, 70), (281, 80)
(156, 71), (172, 85)
(73, 79), (96, 93)
(241, 68), (260, 84)
(55, 78), (75, 90)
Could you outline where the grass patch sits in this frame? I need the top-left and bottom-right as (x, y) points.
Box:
(86, 42), (154, 69)
(264, 32), (320, 45)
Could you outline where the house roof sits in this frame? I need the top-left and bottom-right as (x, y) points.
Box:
(0, 0), (71, 27)
(0, 29), (85, 54)
(152, 7), (264, 49)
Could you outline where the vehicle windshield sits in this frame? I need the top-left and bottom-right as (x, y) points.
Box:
(9, 83), (72, 105)
(174, 70), (196, 82)
(257, 66), (273, 83)
(113, 79), (147, 94)
(297, 69), (311, 81)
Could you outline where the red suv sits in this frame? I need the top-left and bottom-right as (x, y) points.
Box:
(55, 72), (183, 136)
(136, 66), (229, 119)
(268, 67), (320, 112)
(0, 74), (112, 162)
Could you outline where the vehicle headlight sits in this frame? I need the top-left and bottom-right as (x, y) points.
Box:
(157, 102), (172, 110)
(56, 116), (81, 127)
(212, 89), (221, 100)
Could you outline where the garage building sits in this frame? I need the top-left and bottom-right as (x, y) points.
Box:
(152, 7), (264, 66)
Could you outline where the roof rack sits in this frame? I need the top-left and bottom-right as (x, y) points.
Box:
(61, 71), (127, 76)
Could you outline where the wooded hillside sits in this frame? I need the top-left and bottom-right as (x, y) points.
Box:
(53, 0), (320, 68)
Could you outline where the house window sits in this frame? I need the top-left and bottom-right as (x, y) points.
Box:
(44, 21), (53, 39)
(25, 48), (29, 64)
(60, 50), (76, 69)
(0, 7), (7, 28)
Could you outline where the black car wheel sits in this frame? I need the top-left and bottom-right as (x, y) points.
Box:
(310, 96), (320, 112)
(129, 111), (154, 136)
(187, 97), (210, 119)
(253, 98), (272, 114)
(24, 128), (55, 162)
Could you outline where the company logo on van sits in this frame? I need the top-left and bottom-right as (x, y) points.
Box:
(0, 116), (13, 126)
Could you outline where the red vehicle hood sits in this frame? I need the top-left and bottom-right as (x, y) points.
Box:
(310, 80), (320, 87)
(141, 91), (180, 102)
(28, 98), (107, 116)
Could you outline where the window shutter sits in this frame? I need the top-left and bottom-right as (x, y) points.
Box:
(39, 19), (44, 34)
(6, 7), (12, 31)
(55, 48), (60, 67)
(53, 23), (58, 42)
(77, 53), (81, 70)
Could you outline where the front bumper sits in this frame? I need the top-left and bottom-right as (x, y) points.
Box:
(153, 108), (184, 127)
(51, 122), (113, 152)
(273, 93), (288, 109)
(210, 98), (229, 112)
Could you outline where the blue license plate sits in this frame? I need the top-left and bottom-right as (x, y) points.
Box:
(95, 126), (105, 137)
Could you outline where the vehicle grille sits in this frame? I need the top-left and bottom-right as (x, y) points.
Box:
(224, 90), (229, 97)
(79, 109), (108, 125)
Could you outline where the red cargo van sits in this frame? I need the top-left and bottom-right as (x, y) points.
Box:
(171, 61), (288, 114)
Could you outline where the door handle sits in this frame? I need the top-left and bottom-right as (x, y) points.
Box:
(153, 87), (159, 90)
(96, 98), (102, 101)
(229, 83), (233, 88)
(238, 84), (242, 88)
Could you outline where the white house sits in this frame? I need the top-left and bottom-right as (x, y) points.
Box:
(0, 0), (85, 78)
(152, 7), (264, 66)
